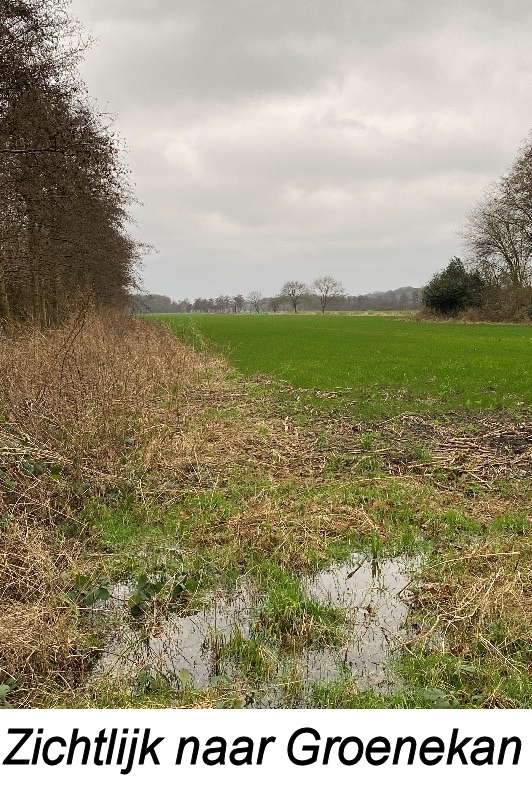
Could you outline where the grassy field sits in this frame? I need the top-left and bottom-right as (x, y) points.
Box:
(6, 312), (531, 709)
(68, 312), (522, 709)
(156, 313), (532, 418)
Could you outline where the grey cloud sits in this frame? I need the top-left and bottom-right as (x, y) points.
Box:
(70, 0), (532, 298)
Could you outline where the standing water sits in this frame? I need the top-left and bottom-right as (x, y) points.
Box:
(93, 553), (418, 706)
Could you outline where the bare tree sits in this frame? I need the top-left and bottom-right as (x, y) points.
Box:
(503, 138), (532, 239)
(464, 186), (532, 319)
(230, 294), (244, 313)
(280, 281), (307, 313)
(268, 295), (282, 313)
(463, 135), (532, 315)
(0, 0), (141, 325)
(214, 294), (230, 313)
(247, 290), (262, 313)
(311, 275), (345, 313)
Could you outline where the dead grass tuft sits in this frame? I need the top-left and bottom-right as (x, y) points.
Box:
(411, 540), (532, 705)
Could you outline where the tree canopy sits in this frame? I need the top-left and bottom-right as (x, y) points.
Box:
(311, 275), (344, 313)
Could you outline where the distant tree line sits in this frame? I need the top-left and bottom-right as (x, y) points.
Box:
(132, 294), (246, 314)
(424, 132), (532, 320)
(0, 0), (141, 326)
(134, 281), (423, 315)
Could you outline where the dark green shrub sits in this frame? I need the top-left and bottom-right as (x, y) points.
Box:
(423, 258), (485, 316)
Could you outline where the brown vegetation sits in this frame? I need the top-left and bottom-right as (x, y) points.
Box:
(0, 312), (204, 701)
(412, 539), (532, 707)
(0, 313), (367, 703)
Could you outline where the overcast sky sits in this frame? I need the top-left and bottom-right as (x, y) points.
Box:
(69, 0), (532, 299)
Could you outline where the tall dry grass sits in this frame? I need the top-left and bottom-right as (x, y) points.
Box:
(0, 311), (204, 702)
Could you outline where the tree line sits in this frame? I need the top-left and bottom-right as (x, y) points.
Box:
(134, 281), (423, 315)
(424, 133), (532, 320)
(0, 0), (140, 326)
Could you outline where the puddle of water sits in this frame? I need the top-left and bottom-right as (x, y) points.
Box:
(93, 582), (258, 686)
(92, 554), (418, 706)
(303, 556), (417, 691)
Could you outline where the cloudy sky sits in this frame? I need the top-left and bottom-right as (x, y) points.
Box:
(70, 0), (532, 300)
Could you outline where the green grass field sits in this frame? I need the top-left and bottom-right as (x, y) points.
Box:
(155, 313), (532, 417)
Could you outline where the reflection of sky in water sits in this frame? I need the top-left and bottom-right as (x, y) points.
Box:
(304, 556), (417, 691)
(94, 554), (418, 706)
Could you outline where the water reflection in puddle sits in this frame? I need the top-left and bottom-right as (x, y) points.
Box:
(93, 554), (418, 706)
(95, 583), (257, 687)
(304, 556), (416, 691)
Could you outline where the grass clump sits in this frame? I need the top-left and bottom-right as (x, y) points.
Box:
(400, 532), (532, 708)
(254, 566), (347, 650)
(211, 628), (277, 684)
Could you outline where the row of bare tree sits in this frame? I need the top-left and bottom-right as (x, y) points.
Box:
(136, 282), (423, 315)
(0, 0), (140, 326)
(134, 277), (347, 315)
(249, 277), (345, 314)
(202, 278), (345, 314)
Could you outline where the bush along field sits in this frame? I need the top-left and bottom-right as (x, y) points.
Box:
(2, 311), (532, 708)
